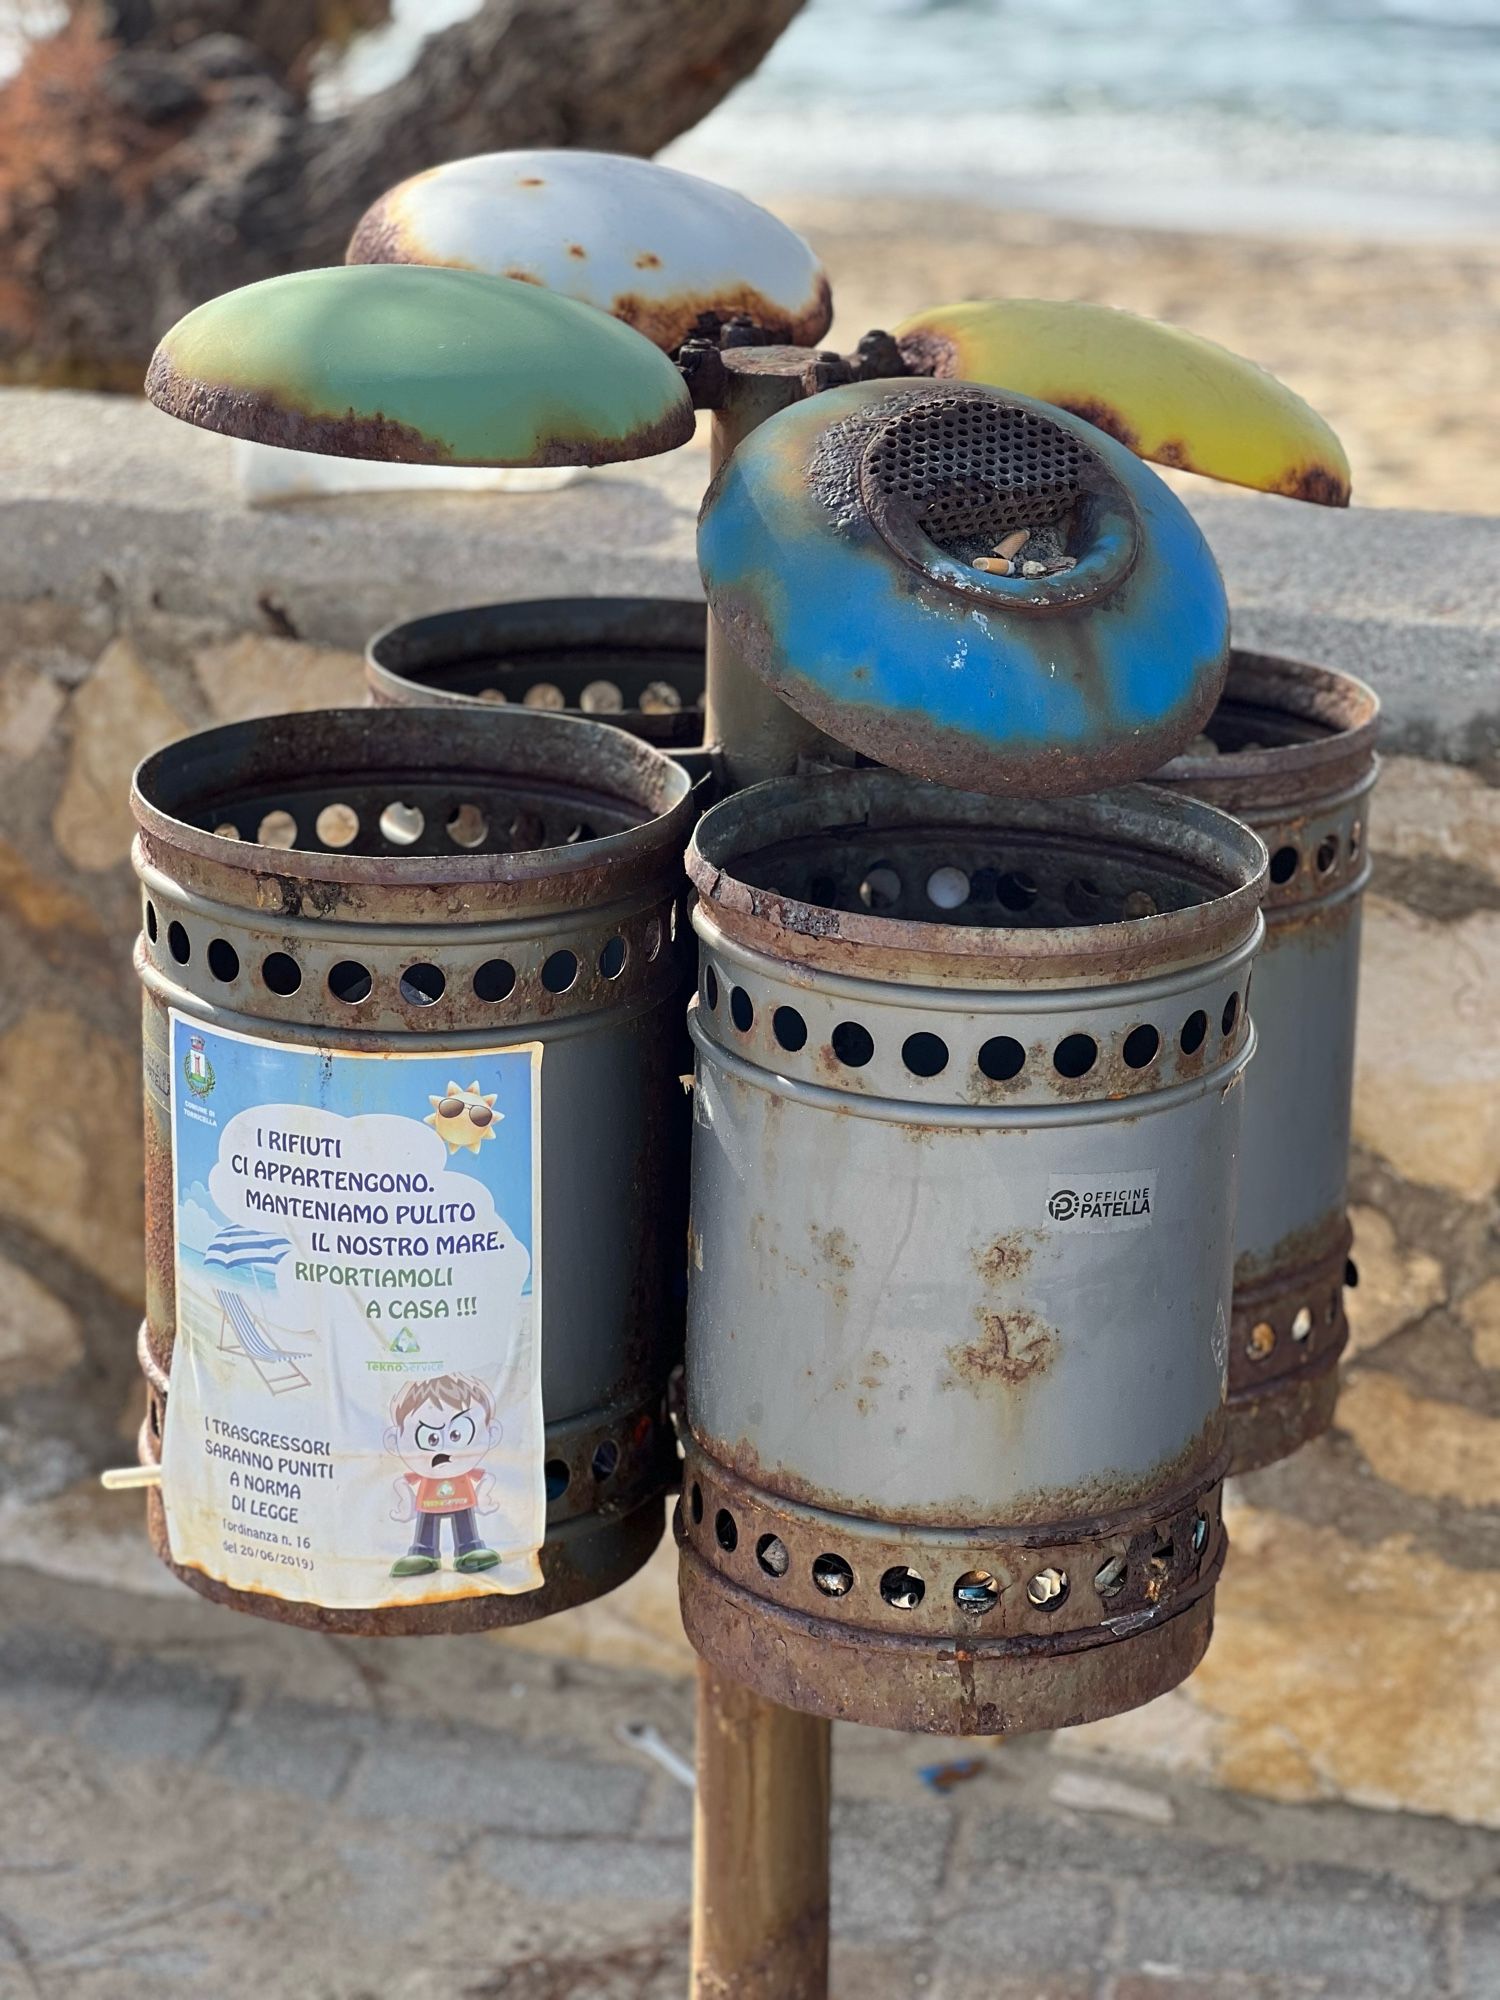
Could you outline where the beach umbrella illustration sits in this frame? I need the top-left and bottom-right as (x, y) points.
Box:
(202, 1223), (292, 1295)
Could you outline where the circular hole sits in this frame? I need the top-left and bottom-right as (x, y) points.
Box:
(925, 865), (970, 910)
(1122, 1024), (1160, 1070)
(1053, 1032), (1097, 1079)
(1192, 1515), (1210, 1557)
(1221, 991), (1240, 1038)
(729, 986), (754, 1034)
(328, 959), (372, 1004)
(565, 822), (598, 846)
(261, 951), (301, 996)
(858, 864), (902, 911)
(399, 962), (446, 1007)
(670, 903), (679, 944)
(901, 1031), (949, 1078)
(379, 801), (424, 847)
(996, 870), (1038, 911)
(690, 1482), (703, 1525)
(542, 950), (578, 994)
(508, 811), (546, 850)
(644, 917), (663, 963)
(315, 802), (359, 848)
(831, 1021), (875, 1069)
(599, 936), (628, 981)
(212, 822), (240, 841)
(256, 809), (297, 849)
(206, 938), (239, 983)
(1180, 1009), (1208, 1056)
(1247, 1320), (1276, 1360)
(1150, 1538), (1175, 1576)
(756, 1533), (790, 1578)
(446, 803), (489, 849)
(954, 1570), (999, 1616)
(1345, 1257), (1359, 1290)
(880, 1565), (925, 1611)
(773, 1006), (808, 1052)
(977, 1036), (1026, 1083)
(639, 680), (682, 714)
(148, 1396), (161, 1440)
(144, 901), (158, 943)
(544, 1459), (571, 1502)
(1316, 834), (1339, 874)
(580, 679), (624, 713)
(473, 959), (517, 1004)
(523, 682), (566, 710)
(812, 1553), (855, 1598)
(590, 1438), (620, 1482)
(1291, 1304), (1314, 1342)
(1094, 1555), (1128, 1600)
(704, 965), (719, 1011)
(1122, 890), (1159, 919)
(809, 873), (838, 906)
(1064, 876), (1102, 918)
(167, 920), (191, 965)
(714, 1508), (738, 1554)
(1269, 844), (1300, 885)
(1027, 1567), (1069, 1610)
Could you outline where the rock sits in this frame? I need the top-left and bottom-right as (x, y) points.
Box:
(1071, 1500), (1500, 1828)
(190, 633), (364, 722)
(0, 662), (65, 764)
(1047, 1769), (1175, 1824)
(1352, 897), (1500, 1201)
(0, 1256), (84, 1395)
(0, 837), (108, 939)
(51, 638), (188, 873)
(0, 1008), (143, 1305)
(1344, 1203), (1446, 1357)
(1459, 1277), (1500, 1371)
(1334, 1368), (1500, 1508)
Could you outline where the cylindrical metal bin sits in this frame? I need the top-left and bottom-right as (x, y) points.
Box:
(366, 597), (710, 781)
(677, 771), (1267, 1734)
(1154, 652), (1379, 1473)
(131, 706), (694, 1634)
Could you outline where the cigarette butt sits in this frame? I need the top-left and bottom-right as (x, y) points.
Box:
(101, 1464), (163, 1492)
(995, 529), (1028, 558)
(973, 556), (1013, 575)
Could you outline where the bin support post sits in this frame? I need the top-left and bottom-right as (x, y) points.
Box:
(691, 1659), (831, 1998)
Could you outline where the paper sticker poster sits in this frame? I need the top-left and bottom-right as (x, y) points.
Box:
(164, 1012), (544, 1610)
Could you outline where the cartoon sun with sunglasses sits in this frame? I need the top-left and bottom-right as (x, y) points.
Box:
(424, 1079), (501, 1154)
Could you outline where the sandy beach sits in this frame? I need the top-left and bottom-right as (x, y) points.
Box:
(774, 195), (1500, 515)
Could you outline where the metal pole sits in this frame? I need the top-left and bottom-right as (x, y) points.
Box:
(691, 1660), (832, 1999)
(691, 345), (836, 1998)
(704, 351), (845, 791)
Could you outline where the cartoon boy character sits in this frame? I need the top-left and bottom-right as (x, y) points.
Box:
(386, 1372), (502, 1577)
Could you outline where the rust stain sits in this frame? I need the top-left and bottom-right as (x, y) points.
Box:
(1054, 396), (1144, 457)
(809, 1223), (854, 1274)
(518, 175), (546, 187)
(567, 242), (587, 260)
(144, 356), (458, 464)
(503, 266), (541, 285)
(634, 251), (662, 270)
(608, 273), (832, 358)
(973, 1232), (1036, 1286)
(945, 1309), (1057, 1389)
(1275, 461), (1351, 507)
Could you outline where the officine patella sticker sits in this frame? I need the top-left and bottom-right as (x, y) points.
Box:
(1046, 1171), (1157, 1233)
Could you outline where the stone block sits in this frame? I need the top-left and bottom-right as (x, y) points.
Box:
(0, 1252), (84, 1393)
(51, 635), (188, 872)
(343, 1723), (646, 1836)
(1344, 1204), (1447, 1358)
(1334, 1367), (1500, 1507)
(471, 1830), (687, 1907)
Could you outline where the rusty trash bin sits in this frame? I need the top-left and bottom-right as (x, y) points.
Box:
(131, 705), (692, 1633)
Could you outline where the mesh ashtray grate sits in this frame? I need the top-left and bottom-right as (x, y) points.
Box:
(867, 397), (1091, 558)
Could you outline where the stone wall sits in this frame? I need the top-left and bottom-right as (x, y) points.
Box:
(0, 389), (1494, 1827)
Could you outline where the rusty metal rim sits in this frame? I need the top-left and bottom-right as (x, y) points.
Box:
(1227, 1337), (1343, 1410)
(679, 1552), (1216, 1736)
(694, 903), (1265, 1015)
(679, 1539), (1218, 1666)
(689, 1431), (1226, 1548)
(688, 772), (1267, 986)
(132, 707), (693, 891)
(687, 1006), (1257, 1131)
(1156, 651), (1379, 809)
(1262, 854), (1373, 930)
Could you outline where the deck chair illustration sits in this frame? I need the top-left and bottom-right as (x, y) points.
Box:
(215, 1289), (312, 1396)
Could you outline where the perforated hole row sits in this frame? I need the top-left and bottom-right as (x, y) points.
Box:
(701, 961), (1248, 1098)
(1264, 815), (1365, 897)
(1236, 1273), (1350, 1387)
(868, 397), (1091, 557)
(206, 793), (629, 859)
(142, 898), (668, 1013)
(681, 1474), (1219, 1639)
